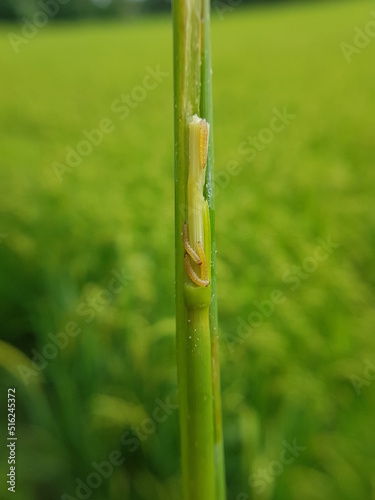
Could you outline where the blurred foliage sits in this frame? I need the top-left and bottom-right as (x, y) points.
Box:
(0, 0), (349, 21)
(0, 0), (149, 20)
(0, 1), (375, 499)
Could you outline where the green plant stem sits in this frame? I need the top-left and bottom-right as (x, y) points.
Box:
(200, 5), (226, 498)
(183, 287), (215, 498)
(173, 1), (226, 499)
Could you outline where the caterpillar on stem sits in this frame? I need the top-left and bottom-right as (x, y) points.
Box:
(184, 252), (209, 288)
(183, 115), (211, 289)
(183, 222), (202, 265)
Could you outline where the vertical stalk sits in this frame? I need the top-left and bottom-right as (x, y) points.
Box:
(173, 1), (226, 499)
(200, 4), (226, 499)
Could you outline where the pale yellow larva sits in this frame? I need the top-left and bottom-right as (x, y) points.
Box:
(182, 222), (202, 265)
(184, 253), (210, 288)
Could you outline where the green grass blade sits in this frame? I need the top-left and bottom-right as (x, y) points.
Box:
(173, 1), (226, 498)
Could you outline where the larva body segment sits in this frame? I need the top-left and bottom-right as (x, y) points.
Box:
(183, 222), (202, 265)
(184, 253), (210, 288)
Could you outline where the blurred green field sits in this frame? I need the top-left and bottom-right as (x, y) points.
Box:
(1, 1), (375, 499)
